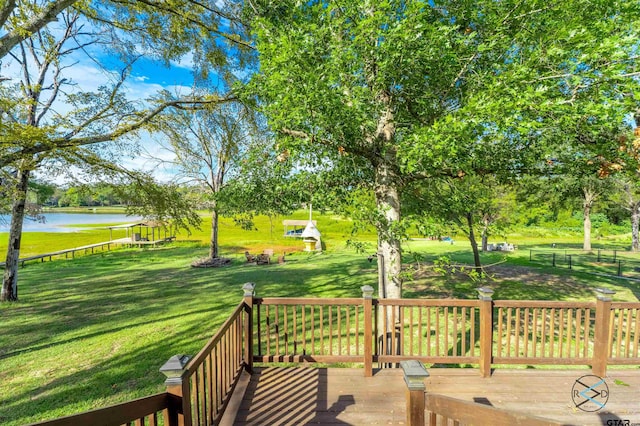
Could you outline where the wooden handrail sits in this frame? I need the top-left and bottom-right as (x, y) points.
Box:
(185, 302), (246, 374)
(181, 301), (248, 425)
(254, 297), (363, 305)
(28, 393), (176, 426)
(611, 302), (640, 309)
(494, 300), (597, 308)
(425, 393), (563, 425)
(377, 298), (479, 307)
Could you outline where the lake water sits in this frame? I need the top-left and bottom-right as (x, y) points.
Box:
(0, 213), (142, 233)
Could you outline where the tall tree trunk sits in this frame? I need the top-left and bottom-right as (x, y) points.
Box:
(374, 161), (402, 301)
(582, 186), (597, 251)
(481, 216), (489, 252)
(209, 202), (219, 259)
(632, 204), (640, 252)
(466, 213), (482, 275)
(374, 157), (402, 358)
(371, 89), (400, 300)
(208, 162), (225, 260)
(583, 201), (593, 251)
(1, 167), (30, 302)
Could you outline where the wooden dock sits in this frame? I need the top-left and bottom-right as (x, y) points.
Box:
(0, 238), (175, 268)
(110, 237), (176, 247)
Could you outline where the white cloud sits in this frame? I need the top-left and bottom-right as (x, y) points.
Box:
(170, 52), (195, 70)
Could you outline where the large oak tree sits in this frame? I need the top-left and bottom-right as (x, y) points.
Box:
(248, 0), (640, 304)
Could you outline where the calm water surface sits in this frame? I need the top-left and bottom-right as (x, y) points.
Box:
(0, 213), (142, 233)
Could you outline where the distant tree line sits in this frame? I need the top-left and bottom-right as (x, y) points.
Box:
(27, 182), (123, 208)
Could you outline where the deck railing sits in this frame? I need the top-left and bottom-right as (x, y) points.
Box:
(31, 283), (640, 426)
(609, 302), (640, 363)
(424, 393), (562, 426)
(29, 393), (179, 426)
(251, 285), (640, 377)
(375, 299), (481, 366)
(163, 299), (250, 426)
(253, 297), (367, 363)
(492, 300), (597, 365)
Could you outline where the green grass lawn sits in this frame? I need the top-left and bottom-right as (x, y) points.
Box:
(1, 215), (640, 425)
(0, 245), (382, 425)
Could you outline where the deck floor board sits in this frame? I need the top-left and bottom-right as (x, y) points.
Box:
(226, 367), (640, 425)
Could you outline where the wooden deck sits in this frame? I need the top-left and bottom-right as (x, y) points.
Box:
(224, 367), (640, 425)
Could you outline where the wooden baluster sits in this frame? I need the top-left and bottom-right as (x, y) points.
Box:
(355, 305), (360, 356)
(624, 309), (632, 357)
(514, 308), (520, 358)
(586, 308), (594, 359)
(505, 308), (512, 358)
(523, 308), (530, 358)
(426, 307), (431, 357)
(532, 308), (538, 358)
(469, 307), (475, 357)
(497, 307), (504, 358)
(348, 305), (352, 354)
(540, 308), (547, 358)
(434, 307), (440, 357)
(566, 309), (573, 358)
(634, 309), (640, 358)
(558, 309), (564, 359)
(460, 307), (466, 357)
(293, 306), (298, 355)
(409, 307), (414, 356)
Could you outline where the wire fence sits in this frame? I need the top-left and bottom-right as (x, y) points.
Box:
(529, 249), (640, 279)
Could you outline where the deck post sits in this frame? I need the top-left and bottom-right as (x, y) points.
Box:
(593, 288), (615, 377)
(160, 354), (192, 426)
(243, 282), (256, 374)
(400, 360), (429, 425)
(362, 285), (374, 377)
(477, 287), (494, 378)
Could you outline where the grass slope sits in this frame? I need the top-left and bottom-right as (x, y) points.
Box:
(0, 245), (379, 425)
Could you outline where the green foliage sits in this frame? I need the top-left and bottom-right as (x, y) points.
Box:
(27, 181), (55, 206)
(247, 0), (640, 275)
(117, 177), (202, 234)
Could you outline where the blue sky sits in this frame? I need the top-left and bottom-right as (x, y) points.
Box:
(1, 28), (205, 183)
(131, 57), (195, 88)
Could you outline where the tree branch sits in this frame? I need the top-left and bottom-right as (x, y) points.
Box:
(109, 0), (254, 51)
(0, 95), (237, 168)
(0, 0), (15, 30)
(0, 0), (79, 59)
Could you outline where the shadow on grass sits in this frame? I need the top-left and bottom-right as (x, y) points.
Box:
(0, 247), (377, 425)
(405, 245), (640, 302)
